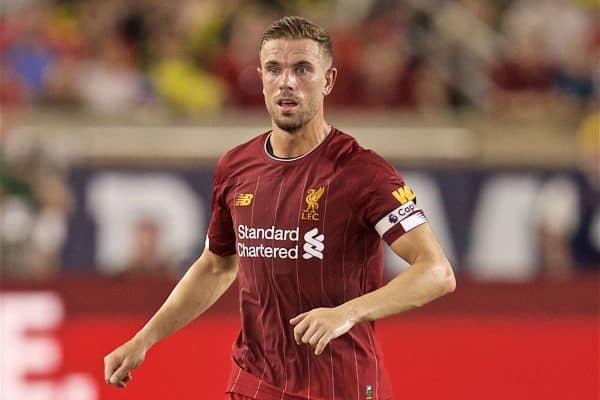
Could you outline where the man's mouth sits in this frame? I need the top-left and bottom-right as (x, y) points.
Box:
(277, 99), (298, 112)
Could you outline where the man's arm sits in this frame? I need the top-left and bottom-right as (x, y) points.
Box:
(290, 223), (455, 355)
(103, 249), (237, 388)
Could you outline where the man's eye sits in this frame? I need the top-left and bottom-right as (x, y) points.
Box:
(297, 66), (308, 73)
(268, 67), (279, 74)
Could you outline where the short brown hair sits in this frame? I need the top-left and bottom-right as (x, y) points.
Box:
(260, 16), (333, 62)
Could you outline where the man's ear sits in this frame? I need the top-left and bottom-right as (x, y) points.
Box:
(257, 67), (265, 95)
(323, 67), (337, 96)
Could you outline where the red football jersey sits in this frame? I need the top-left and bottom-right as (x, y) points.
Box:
(207, 127), (427, 400)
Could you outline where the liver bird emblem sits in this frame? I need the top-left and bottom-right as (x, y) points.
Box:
(304, 186), (325, 213)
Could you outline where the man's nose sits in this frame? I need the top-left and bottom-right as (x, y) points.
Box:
(279, 69), (296, 90)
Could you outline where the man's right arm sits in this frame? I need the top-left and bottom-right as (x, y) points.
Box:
(103, 248), (237, 388)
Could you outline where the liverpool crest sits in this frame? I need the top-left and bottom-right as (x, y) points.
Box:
(301, 186), (325, 221)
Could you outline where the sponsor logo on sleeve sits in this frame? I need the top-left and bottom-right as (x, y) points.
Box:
(235, 193), (254, 206)
(392, 185), (416, 204)
(301, 186), (325, 221)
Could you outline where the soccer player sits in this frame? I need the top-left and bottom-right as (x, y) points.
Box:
(104, 16), (456, 400)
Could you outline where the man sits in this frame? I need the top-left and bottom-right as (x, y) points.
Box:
(104, 16), (456, 400)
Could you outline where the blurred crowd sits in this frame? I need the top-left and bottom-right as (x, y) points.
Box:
(1, 0), (598, 118)
(0, 0), (598, 281)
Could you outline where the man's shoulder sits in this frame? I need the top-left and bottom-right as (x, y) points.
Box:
(214, 130), (270, 183)
(332, 128), (396, 175)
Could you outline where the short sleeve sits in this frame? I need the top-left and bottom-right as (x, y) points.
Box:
(357, 152), (428, 245)
(206, 172), (236, 257)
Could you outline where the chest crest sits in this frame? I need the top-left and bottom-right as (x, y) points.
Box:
(301, 186), (325, 221)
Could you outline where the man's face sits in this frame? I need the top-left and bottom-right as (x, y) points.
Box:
(259, 38), (334, 132)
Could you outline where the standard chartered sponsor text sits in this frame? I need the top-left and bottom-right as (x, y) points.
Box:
(237, 242), (299, 259)
(237, 224), (300, 259)
(238, 224), (299, 241)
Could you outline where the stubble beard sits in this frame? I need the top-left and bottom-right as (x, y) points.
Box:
(269, 102), (319, 134)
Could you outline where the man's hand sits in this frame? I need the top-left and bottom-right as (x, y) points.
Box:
(104, 338), (147, 388)
(102, 251), (237, 389)
(290, 306), (356, 355)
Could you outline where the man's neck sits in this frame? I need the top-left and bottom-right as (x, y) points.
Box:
(270, 116), (331, 159)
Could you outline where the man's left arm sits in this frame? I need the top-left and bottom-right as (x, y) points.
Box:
(290, 222), (455, 355)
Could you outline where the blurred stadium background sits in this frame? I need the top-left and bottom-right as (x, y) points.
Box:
(0, 0), (598, 399)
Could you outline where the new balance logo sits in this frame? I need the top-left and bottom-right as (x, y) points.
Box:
(235, 193), (254, 206)
(302, 228), (324, 260)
